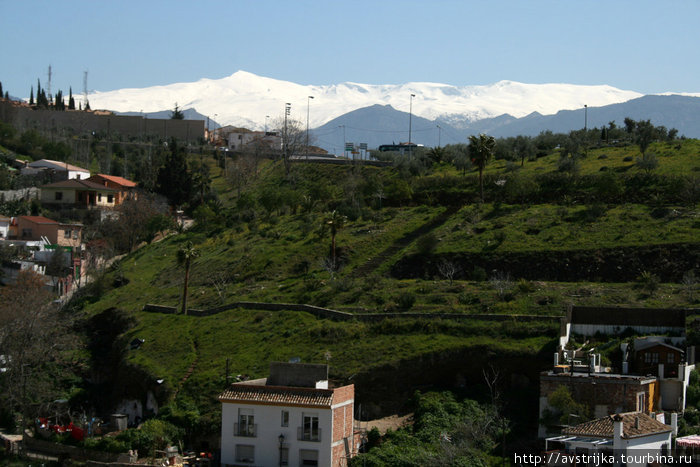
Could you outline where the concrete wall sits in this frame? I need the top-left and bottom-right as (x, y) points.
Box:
(0, 100), (204, 142)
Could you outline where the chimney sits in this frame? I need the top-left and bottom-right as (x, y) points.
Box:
(634, 416), (640, 430)
(613, 414), (624, 448)
(672, 413), (678, 436)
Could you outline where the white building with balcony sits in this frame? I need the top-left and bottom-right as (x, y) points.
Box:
(219, 362), (359, 467)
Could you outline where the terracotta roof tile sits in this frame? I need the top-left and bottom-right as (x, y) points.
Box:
(219, 383), (335, 408)
(91, 174), (137, 187)
(564, 412), (671, 439)
(19, 215), (58, 224)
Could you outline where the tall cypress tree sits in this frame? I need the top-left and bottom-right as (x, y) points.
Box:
(156, 138), (193, 207)
(0, 82), (3, 99)
(30, 86), (34, 105)
(68, 87), (75, 110)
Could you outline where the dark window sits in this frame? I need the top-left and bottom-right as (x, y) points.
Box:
(668, 353), (675, 364)
(55, 191), (63, 200)
(107, 194), (114, 203)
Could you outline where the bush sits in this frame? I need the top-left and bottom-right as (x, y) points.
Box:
(396, 292), (416, 311)
(415, 233), (438, 255)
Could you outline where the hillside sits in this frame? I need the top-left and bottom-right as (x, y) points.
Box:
(66, 135), (699, 445)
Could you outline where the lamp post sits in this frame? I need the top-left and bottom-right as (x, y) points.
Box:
(278, 434), (285, 466)
(437, 124), (441, 148)
(409, 93), (416, 157)
(339, 125), (346, 158)
(306, 95), (314, 160)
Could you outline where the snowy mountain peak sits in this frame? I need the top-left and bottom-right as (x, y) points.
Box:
(85, 70), (643, 130)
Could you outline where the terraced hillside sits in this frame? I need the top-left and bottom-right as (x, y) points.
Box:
(69, 137), (699, 440)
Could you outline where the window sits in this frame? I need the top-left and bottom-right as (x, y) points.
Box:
(299, 449), (318, 466)
(107, 194), (114, 203)
(98, 194), (102, 202)
(73, 230), (79, 239)
(644, 353), (652, 364)
(235, 444), (254, 464)
(668, 353), (675, 364)
(55, 191), (63, 201)
(652, 352), (659, 364)
(300, 414), (320, 441)
(21, 228), (32, 238)
(64, 229), (71, 238)
(236, 409), (256, 437)
(637, 393), (646, 412)
(281, 410), (289, 427)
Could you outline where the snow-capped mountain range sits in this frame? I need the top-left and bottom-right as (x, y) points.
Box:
(85, 71), (650, 130)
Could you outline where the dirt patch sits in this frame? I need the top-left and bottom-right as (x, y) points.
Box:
(361, 413), (413, 434)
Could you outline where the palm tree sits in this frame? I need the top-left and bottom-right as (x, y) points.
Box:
(324, 210), (347, 266)
(468, 133), (496, 202)
(177, 241), (199, 315)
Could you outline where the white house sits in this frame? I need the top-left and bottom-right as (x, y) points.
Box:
(22, 159), (90, 180)
(545, 412), (674, 466)
(219, 362), (359, 467)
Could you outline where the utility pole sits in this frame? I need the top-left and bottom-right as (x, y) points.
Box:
(409, 93), (415, 157)
(306, 96), (314, 160)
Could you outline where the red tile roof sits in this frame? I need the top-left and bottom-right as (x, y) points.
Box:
(19, 216), (58, 224)
(91, 174), (137, 187)
(564, 412), (671, 439)
(219, 382), (335, 408)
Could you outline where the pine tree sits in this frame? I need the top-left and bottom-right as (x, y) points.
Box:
(170, 103), (185, 120)
(68, 87), (75, 110)
(30, 86), (34, 105)
(84, 99), (90, 111)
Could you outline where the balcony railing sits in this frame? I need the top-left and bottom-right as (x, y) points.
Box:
(297, 426), (321, 442)
(234, 423), (257, 437)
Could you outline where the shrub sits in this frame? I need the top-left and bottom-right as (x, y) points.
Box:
(471, 266), (487, 281)
(637, 271), (660, 296)
(415, 233), (438, 255)
(396, 292), (416, 310)
(517, 279), (535, 294)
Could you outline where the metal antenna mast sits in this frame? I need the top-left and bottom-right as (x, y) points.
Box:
(47, 65), (53, 102)
(83, 71), (88, 107)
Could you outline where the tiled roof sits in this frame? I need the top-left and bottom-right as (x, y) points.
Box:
(219, 382), (335, 408)
(20, 215), (58, 224)
(28, 159), (90, 173)
(41, 179), (116, 191)
(92, 174), (137, 187)
(564, 412), (671, 439)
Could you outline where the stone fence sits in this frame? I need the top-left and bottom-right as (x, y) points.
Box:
(142, 302), (561, 323)
(23, 434), (124, 463)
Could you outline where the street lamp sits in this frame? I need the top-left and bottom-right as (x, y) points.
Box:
(409, 93), (416, 157)
(306, 96), (314, 160)
(278, 434), (285, 466)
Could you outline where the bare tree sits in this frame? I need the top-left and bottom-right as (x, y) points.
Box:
(272, 116), (307, 177)
(437, 260), (460, 285)
(0, 271), (75, 429)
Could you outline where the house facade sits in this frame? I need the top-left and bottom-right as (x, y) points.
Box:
(86, 174), (138, 203)
(12, 216), (82, 248)
(40, 179), (118, 209)
(219, 362), (358, 467)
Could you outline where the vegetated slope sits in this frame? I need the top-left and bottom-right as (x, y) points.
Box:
(72, 137), (699, 435)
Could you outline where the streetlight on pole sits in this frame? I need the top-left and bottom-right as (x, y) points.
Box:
(437, 124), (441, 148)
(409, 93), (416, 157)
(306, 95), (314, 160)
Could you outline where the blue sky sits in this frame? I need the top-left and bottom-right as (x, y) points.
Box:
(1, 0), (699, 98)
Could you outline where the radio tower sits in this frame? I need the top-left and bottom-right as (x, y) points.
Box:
(83, 70), (88, 108)
(47, 65), (53, 102)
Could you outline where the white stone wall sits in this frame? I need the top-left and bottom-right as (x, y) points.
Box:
(221, 402), (332, 467)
